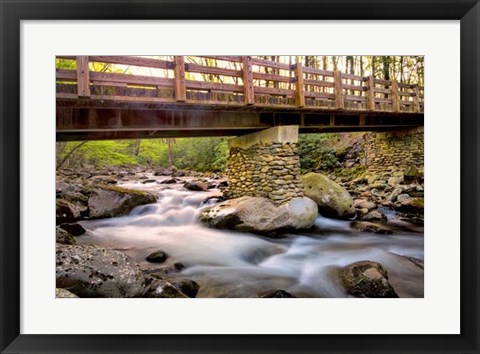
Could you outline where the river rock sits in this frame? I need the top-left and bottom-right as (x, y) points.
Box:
(146, 250), (168, 263)
(143, 278), (189, 298)
(397, 197), (424, 215)
(351, 221), (393, 234)
(172, 279), (200, 298)
(56, 288), (78, 298)
(184, 180), (208, 191)
(341, 261), (398, 298)
(56, 227), (76, 245)
(154, 167), (173, 176)
(259, 289), (296, 298)
(59, 223), (86, 236)
(199, 196), (318, 236)
(87, 185), (157, 219)
(360, 209), (387, 222)
(301, 172), (355, 219)
(56, 199), (85, 224)
(354, 199), (376, 210)
(56, 244), (147, 298)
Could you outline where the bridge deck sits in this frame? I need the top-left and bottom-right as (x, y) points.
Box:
(56, 56), (424, 141)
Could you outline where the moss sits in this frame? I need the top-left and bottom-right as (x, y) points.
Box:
(98, 184), (150, 196)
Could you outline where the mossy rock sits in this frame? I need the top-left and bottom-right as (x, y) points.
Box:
(341, 261), (398, 298)
(301, 172), (355, 219)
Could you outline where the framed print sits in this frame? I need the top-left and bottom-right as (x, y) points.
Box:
(1, 0), (479, 353)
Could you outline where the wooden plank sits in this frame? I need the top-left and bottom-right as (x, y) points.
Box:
(252, 72), (291, 83)
(398, 91), (416, 97)
(76, 56), (90, 98)
(344, 95), (366, 102)
(254, 86), (295, 96)
(174, 56), (187, 102)
(304, 91), (336, 100)
(88, 56), (171, 70)
(303, 79), (334, 88)
(374, 98), (393, 104)
(294, 62), (305, 107)
(341, 73), (365, 81)
(186, 80), (244, 93)
(334, 70), (344, 109)
(91, 81), (128, 87)
(241, 56), (254, 105)
(413, 86), (420, 112)
(186, 63), (242, 77)
(57, 70), (175, 87)
(342, 84), (365, 91)
(374, 87), (392, 94)
(251, 58), (291, 70)
(56, 69), (76, 80)
(366, 75), (375, 111)
(302, 67), (335, 76)
(391, 80), (400, 112)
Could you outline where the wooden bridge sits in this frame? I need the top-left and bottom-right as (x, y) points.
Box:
(56, 56), (424, 141)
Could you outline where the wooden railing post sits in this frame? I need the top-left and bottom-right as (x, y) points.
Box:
(366, 75), (375, 111)
(391, 80), (400, 112)
(173, 56), (186, 102)
(413, 85), (420, 112)
(294, 61), (305, 107)
(241, 56), (254, 105)
(334, 70), (344, 109)
(76, 56), (90, 98)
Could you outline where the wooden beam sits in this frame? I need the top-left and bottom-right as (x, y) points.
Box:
(413, 85), (420, 112)
(294, 62), (305, 107)
(334, 70), (344, 109)
(241, 56), (254, 105)
(391, 80), (400, 112)
(173, 56), (187, 102)
(366, 75), (375, 111)
(76, 56), (90, 98)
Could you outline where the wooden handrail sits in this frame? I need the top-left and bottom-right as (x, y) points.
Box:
(56, 55), (424, 113)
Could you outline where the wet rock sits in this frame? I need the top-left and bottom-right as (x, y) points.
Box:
(259, 289), (296, 298)
(397, 197), (424, 215)
(396, 194), (411, 202)
(59, 223), (86, 236)
(146, 250), (168, 263)
(351, 221), (393, 234)
(341, 261), (398, 298)
(158, 178), (178, 184)
(154, 167), (173, 176)
(141, 179), (156, 184)
(301, 172), (356, 219)
(172, 279), (200, 298)
(199, 196), (318, 237)
(184, 180), (208, 191)
(360, 209), (387, 222)
(56, 199), (84, 224)
(216, 181), (228, 190)
(89, 176), (117, 185)
(143, 278), (188, 298)
(354, 199), (376, 210)
(174, 262), (186, 271)
(56, 288), (78, 298)
(56, 244), (147, 298)
(87, 185), (157, 219)
(56, 227), (76, 245)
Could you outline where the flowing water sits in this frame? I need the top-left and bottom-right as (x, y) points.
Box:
(78, 177), (424, 298)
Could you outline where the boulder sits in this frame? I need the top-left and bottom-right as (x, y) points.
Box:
(199, 196), (318, 237)
(56, 244), (147, 298)
(360, 209), (387, 222)
(59, 223), (86, 236)
(397, 197), (424, 215)
(56, 199), (85, 224)
(87, 185), (157, 219)
(354, 199), (376, 210)
(154, 167), (173, 176)
(301, 172), (355, 219)
(56, 288), (78, 298)
(146, 250), (168, 263)
(341, 261), (398, 298)
(184, 180), (208, 192)
(56, 227), (76, 245)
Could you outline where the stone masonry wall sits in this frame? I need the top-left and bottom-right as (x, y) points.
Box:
(224, 142), (304, 205)
(363, 126), (424, 180)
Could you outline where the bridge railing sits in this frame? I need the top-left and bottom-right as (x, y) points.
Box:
(56, 56), (424, 113)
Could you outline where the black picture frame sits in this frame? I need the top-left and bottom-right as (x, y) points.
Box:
(1, 0), (479, 353)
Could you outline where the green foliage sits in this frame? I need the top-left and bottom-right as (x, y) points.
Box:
(171, 138), (228, 172)
(298, 134), (341, 172)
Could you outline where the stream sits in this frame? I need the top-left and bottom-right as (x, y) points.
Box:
(77, 176), (424, 298)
